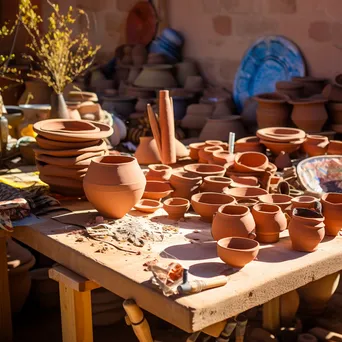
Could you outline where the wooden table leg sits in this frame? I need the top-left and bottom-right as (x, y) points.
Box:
(0, 231), (12, 342)
(263, 297), (280, 333)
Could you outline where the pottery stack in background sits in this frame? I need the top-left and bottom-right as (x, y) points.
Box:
(33, 119), (113, 196)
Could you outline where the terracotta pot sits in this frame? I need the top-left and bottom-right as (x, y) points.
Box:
(289, 98), (328, 132)
(303, 135), (329, 157)
(39, 119), (99, 134)
(134, 199), (162, 213)
(143, 181), (173, 200)
(134, 64), (177, 89)
(217, 237), (259, 268)
(260, 139), (304, 155)
(205, 140), (227, 147)
(321, 193), (342, 236)
(258, 194), (292, 213)
(327, 140), (342, 155)
(200, 176), (231, 193)
(234, 136), (264, 153)
(236, 198), (259, 208)
(224, 187), (268, 200)
(212, 151), (235, 166)
(252, 203), (287, 243)
(230, 175), (259, 188)
(169, 171), (202, 200)
(328, 102), (342, 124)
(276, 81), (304, 99)
(291, 196), (319, 210)
(102, 96), (137, 119)
(163, 197), (190, 220)
(199, 117), (247, 141)
(184, 163), (226, 178)
(198, 145), (223, 163)
(191, 192), (236, 222)
(288, 208), (325, 252)
(234, 152), (268, 173)
(189, 142), (206, 160)
(254, 93), (291, 128)
(212, 204), (256, 241)
(83, 155), (146, 218)
(146, 164), (172, 181)
(256, 127), (306, 142)
(135, 137), (161, 164)
(19, 80), (52, 105)
(292, 76), (327, 97)
(175, 60), (199, 87)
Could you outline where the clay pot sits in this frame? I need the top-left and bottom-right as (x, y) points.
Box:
(321, 193), (342, 236)
(184, 163), (226, 178)
(83, 155), (146, 218)
(252, 203), (287, 243)
(260, 139), (304, 155)
(303, 135), (329, 157)
(276, 81), (304, 99)
(146, 164), (172, 181)
(328, 102), (342, 124)
(258, 194), (292, 213)
(198, 146), (223, 163)
(191, 192), (236, 222)
(289, 98), (328, 132)
(217, 237), (259, 268)
(212, 151), (235, 166)
(200, 176), (232, 193)
(322, 83), (342, 102)
(135, 137), (161, 164)
(19, 80), (52, 105)
(181, 104), (214, 130)
(35, 135), (101, 150)
(230, 175), (259, 188)
(224, 187), (268, 200)
(291, 196), (319, 210)
(234, 136), (264, 153)
(206, 140), (228, 150)
(327, 140), (342, 155)
(234, 152), (268, 173)
(212, 204), (256, 241)
(288, 208), (325, 252)
(134, 64), (177, 89)
(163, 197), (190, 220)
(189, 142), (206, 160)
(257, 127), (306, 142)
(254, 93), (291, 128)
(19, 104), (51, 126)
(236, 198), (259, 209)
(134, 199), (162, 213)
(102, 96), (136, 119)
(39, 119), (99, 134)
(292, 76), (327, 97)
(169, 171), (202, 200)
(143, 181), (173, 200)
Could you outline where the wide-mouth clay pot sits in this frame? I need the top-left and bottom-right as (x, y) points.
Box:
(321, 193), (342, 236)
(291, 76), (327, 97)
(146, 164), (172, 181)
(163, 197), (190, 220)
(169, 171), (202, 200)
(212, 151), (235, 166)
(198, 146), (223, 163)
(191, 192), (236, 222)
(35, 135), (101, 150)
(234, 136), (264, 153)
(254, 92), (289, 103)
(303, 135), (329, 157)
(236, 198), (259, 208)
(234, 152), (268, 173)
(327, 140), (342, 155)
(189, 142), (206, 160)
(230, 175), (259, 188)
(260, 139), (304, 155)
(217, 237), (260, 268)
(134, 199), (163, 213)
(200, 176), (232, 193)
(291, 196), (319, 210)
(143, 181), (174, 200)
(39, 120), (100, 134)
(256, 127), (306, 142)
(184, 163), (226, 178)
(224, 187), (268, 200)
(258, 194), (293, 212)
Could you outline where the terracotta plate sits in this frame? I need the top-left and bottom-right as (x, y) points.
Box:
(36, 135), (101, 150)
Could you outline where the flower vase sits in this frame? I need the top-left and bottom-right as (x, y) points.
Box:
(50, 93), (70, 119)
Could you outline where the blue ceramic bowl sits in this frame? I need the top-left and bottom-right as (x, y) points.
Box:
(161, 28), (184, 47)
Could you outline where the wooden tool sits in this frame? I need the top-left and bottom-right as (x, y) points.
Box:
(178, 275), (227, 294)
(147, 103), (162, 158)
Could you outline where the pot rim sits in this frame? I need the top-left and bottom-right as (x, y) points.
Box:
(91, 155), (136, 165)
(218, 204), (250, 216)
(217, 237), (259, 252)
(252, 203), (282, 213)
(163, 197), (190, 207)
(321, 192), (342, 205)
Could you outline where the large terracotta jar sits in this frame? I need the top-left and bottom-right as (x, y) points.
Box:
(83, 155), (146, 218)
(252, 203), (287, 243)
(321, 193), (342, 236)
(302, 135), (329, 157)
(254, 93), (290, 128)
(289, 98), (328, 132)
(288, 208), (325, 252)
(212, 204), (256, 241)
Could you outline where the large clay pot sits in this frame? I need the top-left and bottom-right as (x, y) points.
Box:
(19, 80), (52, 105)
(254, 93), (291, 128)
(288, 208), (325, 252)
(303, 135), (329, 157)
(169, 171), (202, 200)
(252, 203), (287, 243)
(292, 76), (327, 97)
(83, 155), (146, 218)
(290, 98), (328, 132)
(134, 64), (177, 89)
(135, 137), (161, 164)
(321, 193), (342, 236)
(212, 204), (256, 241)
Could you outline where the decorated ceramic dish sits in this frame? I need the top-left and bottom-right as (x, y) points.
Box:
(297, 155), (342, 194)
(233, 35), (305, 111)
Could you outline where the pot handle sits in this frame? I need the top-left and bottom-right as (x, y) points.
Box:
(248, 231), (256, 240)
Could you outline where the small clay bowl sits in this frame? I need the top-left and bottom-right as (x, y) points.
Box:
(189, 142), (206, 160)
(217, 237), (260, 268)
(191, 192), (236, 222)
(134, 199), (163, 213)
(143, 181), (174, 200)
(236, 198), (259, 209)
(184, 163), (226, 178)
(198, 146), (223, 163)
(234, 152), (269, 173)
(230, 175), (260, 188)
(258, 194), (293, 212)
(223, 187), (268, 200)
(146, 164), (172, 181)
(163, 197), (190, 220)
(212, 151), (235, 166)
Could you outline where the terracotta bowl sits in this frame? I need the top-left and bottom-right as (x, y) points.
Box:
(39, 120), (100, 134)
(163, 197), (190, 220)
(191, 192), (236, 222)
(212, 151), (235, 166)
(260, 139), (304, 155)
(256, 127), (306, 142)
(143, 181), (174, 200)
(35, 135), (101, 150)
(230, 175), (259, 188)
(189, 142), (206, 160)
(198, 146), (223, 163)
(234, 152), (269, 172)
(224, 187), (268, 200)
(146, 164), (172, 181)
(134, 199), (163, 213)
(200, 176), (232, 193)
(217, 237), (260, 268)
(234, 136), (264, 153)
(184, 164), (226, 178)
(258, 194), (293, 212)
(236, 198), (259, 208)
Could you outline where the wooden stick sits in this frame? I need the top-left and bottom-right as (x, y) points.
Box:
(147, 103), (162, 159)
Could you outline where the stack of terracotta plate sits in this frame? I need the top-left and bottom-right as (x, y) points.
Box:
(256, 127), (306, 155)
(33, 119), (113, 196)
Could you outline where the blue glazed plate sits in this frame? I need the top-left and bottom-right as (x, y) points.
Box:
(233, 35), (305, 112)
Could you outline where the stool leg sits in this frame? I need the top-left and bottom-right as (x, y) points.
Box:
(59, 283), (93, 342)
(263, 297), (280, 333)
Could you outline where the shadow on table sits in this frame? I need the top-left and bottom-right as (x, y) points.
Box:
(256, 242), (307, 263)
(189, 262), (237, 278)
(151, 215), (209, 230)
(321, 236), (336, 243)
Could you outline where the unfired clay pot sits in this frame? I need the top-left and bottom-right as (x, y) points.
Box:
(200, 176), (231, 193)
(146, 164), (172, 181)
(303, 135), (329, 157)
(163, 197), (190, 220)
(198, 146), (223, 163)
(234, 136), (264, 153)
(135, 137), (161, 164)
(288, 208), (325, 252)
(212, 204), (256, 241)
(184, 164), (226, 178)
(169, 171), (202, 200)
(321, 193), (342, 236)
(252, 203), (287, 243)
(217, 237), (259, 268)
(327, 140), (342, 155)
(83, 155), (146, 218)
(234, 152), (268, 173)
(143, 181), (174, 200)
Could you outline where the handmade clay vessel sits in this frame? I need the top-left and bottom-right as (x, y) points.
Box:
(252, 203), (287, 243)
(169, 171), (202, 200)
(292, 76), (327, 97)
(224, 187), (268, 200)
(205, 140), (228, 148)
(276, 81), (304, 99)
(217, 237), (259, 268)
(256, 127), (306, 142)
(290, 98), (328, 132)
(321, 193), (342, 236)
(191, 192), (236, 222)
(83, 155), (146, 218)
(258, 194), (293, 213)
(189, 142), (206, 160)
(19, 80), (52, 105)
(234, 152), (268, 173)
(236, 198), (259, 209)
(234, 136), (264, 153)
(291, 196), (319, 210)
(134, 199), (163, 213)
(145, 164), (172, 181)
(212, 204), (256, 241)
(143, 181), (173, 200)
(35, 135), (101, 150)
(37, 162), (87, 180)
(163, 197), (190, 220)
(184, 164), (226, 178)
(288, 208), (325, 252)
(212, 151), (235, 166)
(303, 135), (329, 157)
(230, 175), (259, 188)
(254, 93), (290, 128)
(327, 140), (342, 155)
(260, 139), (304, 155)
(274, 151), (292, 170)
(134, 64), (177, 89)
(200, 176), (231, 193)
(135, 137), (161, 164)
(198, 146), (223, 164)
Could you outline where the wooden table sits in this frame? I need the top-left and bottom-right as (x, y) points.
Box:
(2, 199), (342, 341)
